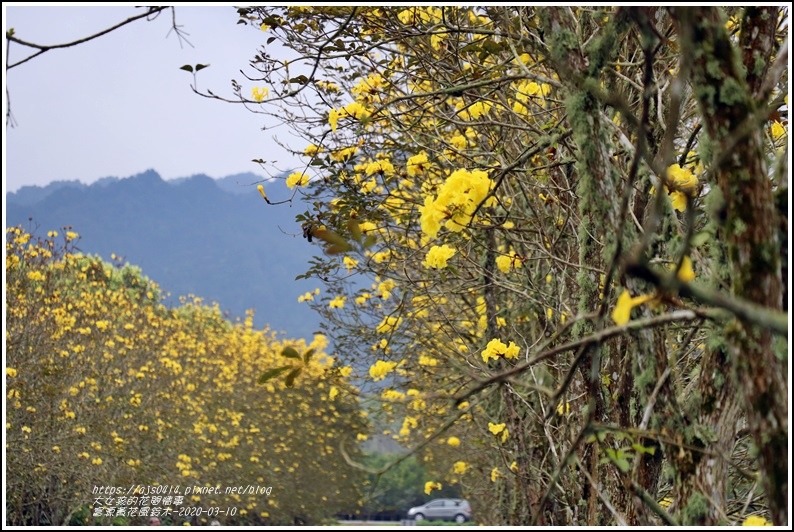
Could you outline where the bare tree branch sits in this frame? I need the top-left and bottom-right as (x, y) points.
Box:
(5, 7), (170, 70)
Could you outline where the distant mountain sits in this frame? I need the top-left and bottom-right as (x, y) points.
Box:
(6, 170), (324, 342)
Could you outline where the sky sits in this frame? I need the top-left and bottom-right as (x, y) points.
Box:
(3, 3), (303, 193)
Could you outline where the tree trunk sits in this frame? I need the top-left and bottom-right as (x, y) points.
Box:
(672, 7), (787, 525)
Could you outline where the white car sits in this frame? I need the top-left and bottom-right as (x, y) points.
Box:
(407, 498), (472, 523)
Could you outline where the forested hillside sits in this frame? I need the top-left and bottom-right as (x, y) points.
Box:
(6, 170), (322, 341)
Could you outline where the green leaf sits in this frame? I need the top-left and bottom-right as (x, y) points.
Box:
(461, 42), (482, 54)
(605, 448), (631, 472)
(313, 228), (348, 247)
(482, 39), (503, 54)
(691, 231), (710, 248)
(195, 64), (210, 72)
(284, 367), (302, 388)
(325, 243), (352, 255)
(262, 15), (282, 28)
(478, 41), (504, 62)
(281, 346), (301, 359)
(347, 219), (362, 243)
(632, 443), (656, 456)
(258, 365), (292, 384)
(362, 235), (377, 249)
(289, 75), (309, 85)
(303, 348), (315, 365)
(614, 456), (631, 472)
(180, 65), (194, 73)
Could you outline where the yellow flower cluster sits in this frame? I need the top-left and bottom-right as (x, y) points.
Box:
(459, 100), (492, 120)
(251, 87), (269, 102)
(343, 256), (358, 272)
(770, 121), (786, 140)
(512, 80), (552, 114)
(490, 467), (502, 482)
(742, 515), (772, 526)
(298, 288), (320, 302)
(423, 244), (456, 269)
(330, 145), (359, 162)
(487, 422), (510, 442)
(329, 102), (370, 132)
(452, 461), (469, 474)
(515, 80), (551, 100)
(399, 416), (418, 436)
(418, 354), (438, 366)
(369, 360), (397, 381)
(488, 422), (506, 435)
(419, 169), (495, 238)
(406, 152), (430, 177)
(374, 278), (396, 299)
(398, 7), (443, 26)
(495, 253), (522, 274)
(351, 73), (387, 100)
(481, 338), (520, 362)
(286, 172), (310, 189)
(376, 315), (402, 334)
(382, 389), (405, 401)
(363, 159), (394, 176)
(665, 164), (698, 212)
(315, 80), (340, 93)
(329, 296), (346, 309)
(424, 480), (442, 495)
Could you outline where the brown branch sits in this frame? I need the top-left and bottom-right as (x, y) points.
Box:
(6, 7), (170, 70)
(455, 310), (703, 405)
(625, 261), (788, 335)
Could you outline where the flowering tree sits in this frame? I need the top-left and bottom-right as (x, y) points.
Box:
(5, 227), (367, 525)
(205, 6), (788, 526)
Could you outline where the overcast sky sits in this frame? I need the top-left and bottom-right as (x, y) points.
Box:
(3, 4), (302, 193)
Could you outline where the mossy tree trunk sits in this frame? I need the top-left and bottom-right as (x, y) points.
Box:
(671, 6), (787, 525)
